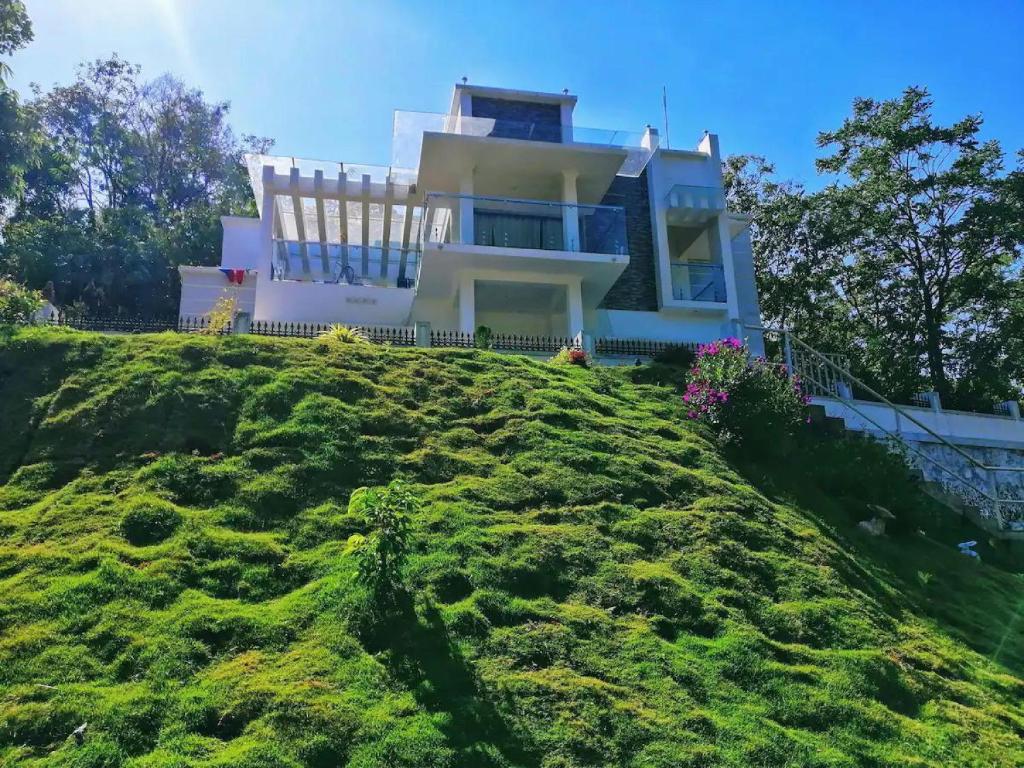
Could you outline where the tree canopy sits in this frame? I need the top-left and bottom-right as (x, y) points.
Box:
(0, 50), (270, 316)
(727, 87), (1023, 409)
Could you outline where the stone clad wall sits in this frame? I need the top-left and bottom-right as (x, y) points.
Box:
(911, 440), (1024, 521)
(470, 97), (563, 143)
(598, 170), (658, 312)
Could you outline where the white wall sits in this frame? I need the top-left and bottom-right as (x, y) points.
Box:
(221, 216), (262, 269)
(587, 308), (734, 343)
(815, 397), (1024, 449)
(179, 267), (256, 318)
(254, 279), (415, 325)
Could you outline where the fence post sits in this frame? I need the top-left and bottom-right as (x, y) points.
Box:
(999, 401), (1021, 420)
(415, 321), (432, 348)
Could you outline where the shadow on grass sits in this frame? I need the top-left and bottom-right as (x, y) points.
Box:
(382, 599), (539, 768)
(731, 435), (1024, 679)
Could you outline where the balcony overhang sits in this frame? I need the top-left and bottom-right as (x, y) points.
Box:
(418, 132), (628, 203)
(665, 184), (726, 226)
(416, 241), (628, 307)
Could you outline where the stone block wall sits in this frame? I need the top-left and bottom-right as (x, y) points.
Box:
(470, 97), (562, 143)
(598, 170), (659, 312)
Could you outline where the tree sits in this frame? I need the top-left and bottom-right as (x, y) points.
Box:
(0, 0), (36, 206)
(816, 87), (1016, 404)
(0, 0), (31, 84)
(0, 55), (271, 315)
(729, 89), (1023, 408)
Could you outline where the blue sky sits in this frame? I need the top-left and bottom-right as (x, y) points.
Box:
(11, 0), (1024, 187)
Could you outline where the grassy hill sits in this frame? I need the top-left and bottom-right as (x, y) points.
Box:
(0, 327), (1021, 767)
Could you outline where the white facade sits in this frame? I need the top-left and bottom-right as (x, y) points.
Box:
(179, 83), (763, 351)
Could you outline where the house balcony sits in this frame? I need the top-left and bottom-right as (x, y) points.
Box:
(670, 262), (727, 305)
(271, 241), (418, 288)
(393, 110), (658, 198)
(416, 193), (630, 309)
(423, 193), (628, 256)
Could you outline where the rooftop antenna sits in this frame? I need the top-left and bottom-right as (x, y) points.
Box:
(461, 76), (468, 84)
(562, 88), (569, 95)
(662, 85), (670, 149)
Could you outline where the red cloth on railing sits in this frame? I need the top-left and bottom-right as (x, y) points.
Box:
(219, 268), (246, 284)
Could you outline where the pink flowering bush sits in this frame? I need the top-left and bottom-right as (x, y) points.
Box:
(684, 337), (809, 451)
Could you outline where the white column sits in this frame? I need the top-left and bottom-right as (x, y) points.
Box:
(458, 273), (475, 333)
(458, 173), (474, 245)
(561, 170), (580, 252)
(259, 165), (276, 278)
(712, 213), (741, 320)
(566, 278), (584, 337)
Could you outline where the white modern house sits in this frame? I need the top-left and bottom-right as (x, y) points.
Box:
(179, 83), (764, 351)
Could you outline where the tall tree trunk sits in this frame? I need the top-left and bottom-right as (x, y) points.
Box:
(922, 306), (949, 399)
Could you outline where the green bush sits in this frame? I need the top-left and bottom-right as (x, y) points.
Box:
(0, 277), (43, 325)
(684, 337), (807, 452)
(351, 479), (417, 611)
(550, 346), (589, 367)
(119, 495), (183, 545)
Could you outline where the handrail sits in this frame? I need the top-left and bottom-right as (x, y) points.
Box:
(746, 324), (1024, 527)
(424, 191), (626, 214)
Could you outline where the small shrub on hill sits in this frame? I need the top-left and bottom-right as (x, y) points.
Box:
(684, 337), (808, 452)
(475, 324), (494, 349)
(319, 324), (369, 344)
(351, 479), (417, 612)
(551, 346), (590, 367)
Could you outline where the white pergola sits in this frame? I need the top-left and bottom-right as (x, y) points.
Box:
(247, 155), (424, 282)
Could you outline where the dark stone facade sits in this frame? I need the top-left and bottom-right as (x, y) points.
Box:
(598, 170), (659, 311)
(471, 97), (563, 143)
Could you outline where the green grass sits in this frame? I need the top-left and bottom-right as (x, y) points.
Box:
(0, 326), (1021, 767)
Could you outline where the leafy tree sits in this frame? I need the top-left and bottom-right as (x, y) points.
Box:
(816, 87), (1017, 404)
(0, 54), (271, 315)
(351, 480), (417, 611)
(0, 0), (35, 206)
(0, 0), (31, 84)
(728, 89), (1023, 408)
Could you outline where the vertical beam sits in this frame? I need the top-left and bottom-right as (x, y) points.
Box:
(360, 174), (371, 277)
(566, 278), (584, 337)
(259, 165), (276, 284)
(561, 170), (580, 252)
(458, 172), (474, 245)
(381, 179), (394, 279)
(337, 167), (349, 270)
(313, 170), (330, 276)
(458, 274), (475, 333)
(711, 213), (741, 320)
(400, 199), (415, 280)
(288, 167), (310, 275)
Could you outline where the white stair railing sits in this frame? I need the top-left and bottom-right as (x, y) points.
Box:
(747, 324), (1024, 530)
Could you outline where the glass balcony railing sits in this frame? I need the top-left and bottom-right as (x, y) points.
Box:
(271, 241), (418, 288)
(393, 111), (657, 176)
(422, 193), (628, 256)
(671, 262), (726, 303)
